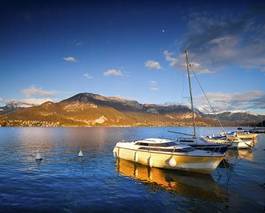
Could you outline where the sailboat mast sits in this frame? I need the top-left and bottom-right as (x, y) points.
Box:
(185, 50), (196, 138)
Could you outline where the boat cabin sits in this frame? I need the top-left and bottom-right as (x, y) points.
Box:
(133, 138), (193, 153)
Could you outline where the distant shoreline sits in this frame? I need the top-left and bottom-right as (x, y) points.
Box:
(0, 124), (248, 128)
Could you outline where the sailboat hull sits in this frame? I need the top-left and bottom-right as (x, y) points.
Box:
(113, 147), (224, 174)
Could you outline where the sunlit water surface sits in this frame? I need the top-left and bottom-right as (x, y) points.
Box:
(0, 127), (264, 212)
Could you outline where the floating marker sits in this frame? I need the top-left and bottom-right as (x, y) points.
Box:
(78, 150), (83, 157)
(35, 151), (42, 161)
(169, 157), (176, 167)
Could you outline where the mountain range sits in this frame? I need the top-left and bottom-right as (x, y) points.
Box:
(0, 93), (264, 127)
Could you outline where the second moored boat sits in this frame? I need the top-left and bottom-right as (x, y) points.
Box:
(204, 133), (255, 149)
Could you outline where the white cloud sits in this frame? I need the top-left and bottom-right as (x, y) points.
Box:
(63, 56), (77, 63)
(149, 80), (159, 91)
(103, 68), (123, 77)
(6, 98), (54, 108)
(21, 98), (53, 106)
(195, 90), (265, 113)
(180, 11), (265, 72)
(21, 86), (55, 98)
(1, 86), (56, 108)
(163, 50), (212, 74)
(164, 50), (179, 67)
(189, 62), (211, 74)
(83, 73), (93, 80)
(145, 60), (162, 70)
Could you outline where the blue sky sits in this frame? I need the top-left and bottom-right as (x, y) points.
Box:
(0, 0), (265, 114)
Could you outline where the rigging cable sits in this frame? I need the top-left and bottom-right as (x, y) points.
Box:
(190, 69), (226, 135)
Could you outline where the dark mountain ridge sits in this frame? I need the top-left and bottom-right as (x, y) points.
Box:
(62, 93), (192, 114)
(205, 112), (265, 126)
(0, 92), (264, 127)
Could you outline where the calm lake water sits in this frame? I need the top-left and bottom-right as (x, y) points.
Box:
(0, 127), (264, 212)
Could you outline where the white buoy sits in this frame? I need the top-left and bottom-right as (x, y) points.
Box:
(168, 157), (177, 167)
(35, 150), (42, 161)
(78, 150), (83, 157)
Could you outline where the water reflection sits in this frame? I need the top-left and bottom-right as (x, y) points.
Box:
(14, 128), (129, 162)
(238, 150), (254, 161)
(116, 159), (228, 202)
(226, 150), (254, 162)
(0, 127), (263, 212)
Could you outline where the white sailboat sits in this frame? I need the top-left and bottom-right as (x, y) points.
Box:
(113, 138), (224, 174)
(113, 50), (225, 174)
